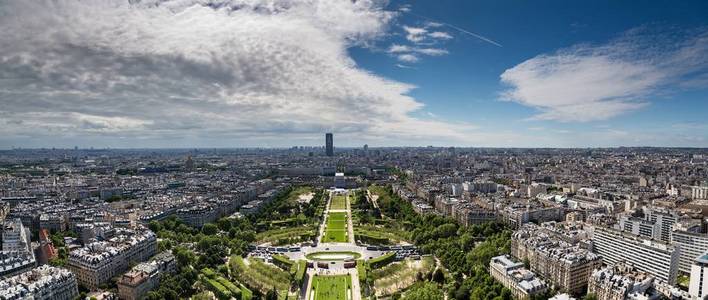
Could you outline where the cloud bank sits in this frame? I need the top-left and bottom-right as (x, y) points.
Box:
(500, 27), (708, 122)
(0, 0), (472, 147)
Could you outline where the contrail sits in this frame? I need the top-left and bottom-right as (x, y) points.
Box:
(403, 10), (503, 47)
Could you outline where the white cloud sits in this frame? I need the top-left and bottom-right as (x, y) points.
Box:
(397, 54), (419, 63)
(402, 25), (428, 43)
(387, 44), (412, 53)
(429, 31), (453, 40)
(0, 0), (474, 147)
(395, 64), (416, 69)
(415, 48), (448, 56)
(500, 28), (708, 122)
(387, 45), (447, 57)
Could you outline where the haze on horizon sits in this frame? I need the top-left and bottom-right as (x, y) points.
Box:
(1, 0), (708, 149)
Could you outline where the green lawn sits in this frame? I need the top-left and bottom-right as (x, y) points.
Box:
(322, 212), (348, 243)
(330, 194), (347, 210)
(311, 275), (352, 300)
(229, 256), (291, 294)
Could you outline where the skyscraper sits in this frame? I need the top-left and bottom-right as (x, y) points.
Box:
(325, 133), (333, 156)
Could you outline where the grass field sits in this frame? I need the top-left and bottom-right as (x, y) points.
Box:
(311, 275), (352, 300)
(229, 256), (291, 294)
(322, 212), (348, 243)
(372, 257), (435, 296)
(330, 194), (347, 210)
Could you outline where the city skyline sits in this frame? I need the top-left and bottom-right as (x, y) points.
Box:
(1, 0), (708, 149)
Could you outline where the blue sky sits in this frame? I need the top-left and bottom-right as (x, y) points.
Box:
(0, 0), (707, 148)
(349, 0), (708, 147)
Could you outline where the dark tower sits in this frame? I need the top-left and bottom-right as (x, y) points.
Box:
(325, 133), (334, 156)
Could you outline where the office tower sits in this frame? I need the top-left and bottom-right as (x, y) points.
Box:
(325, 133), (333, 156)
(185, 155), (194, 171)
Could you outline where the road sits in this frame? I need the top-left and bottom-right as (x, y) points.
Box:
(300, 189), (365, 300)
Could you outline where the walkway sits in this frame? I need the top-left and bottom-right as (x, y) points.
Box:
(302, 189), (363, 300)
(346, 193), (355, 244)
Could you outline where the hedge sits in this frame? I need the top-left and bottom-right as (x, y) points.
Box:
(202, 278), (232, 300)
(294, 260), (307, 285)
(272, 254), (295, 270)
(240, 283), (253, 300)
(201, 268), (217, 279)
(354, 233), (390, 245)
(356, 259), (367, 283)
(216, 276), (242, 299)
(368, 252), (396, 269)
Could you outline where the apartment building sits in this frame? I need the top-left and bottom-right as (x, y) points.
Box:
(2, 218), (31, 253)
(671, 229), (708, 275)
(512, 224), (601, 294)
(0, 265), (78, 300)
(452, 203), (497, 226)
(591, 226), (679, 285)
(588, 263), (656, 300)
(67, 228), (157, 290)
(490, 255), (548, 300)
(117, 251), (176, 300)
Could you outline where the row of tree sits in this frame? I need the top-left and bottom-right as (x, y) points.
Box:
(371, 185), (515, 300)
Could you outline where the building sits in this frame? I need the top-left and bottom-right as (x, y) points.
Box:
(0, 265), (78, 300)
(117, 251), (176, 300)
(490, 255), (548, 300)
(453, 203), (497, 227)
(35, 229), (58, 265)
(0, 251), (36, 278)
(2, 218), (31, 253)
(67, 228), (157, 290)
(549, 294), (576, 300)
(618, 215), (657, 239)
(689, 251), (708, 299)
(0, 218), (36, 278)
(644, 207), (678, 243)
(687, 185), (708, 200)
(325, 133), (334, 156)
(588, 263), (656, 300)
(334, 172), (345, 189)
(502, 203), (563, 228)
(185, 155), (194, 171)
(176, 205), (217, 227)
(434, 197), (460, 216)
(591, 227), (679, 285)
(39, 213), (66, 232)
(671, 229), (708, 275)
(512, 224), (601, 294)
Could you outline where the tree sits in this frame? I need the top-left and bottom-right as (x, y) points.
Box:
(582, 293), (598, 300)
(406, 282), (444, 300)
(432, 268), (445, 284)
(148, 220), (162, 232)
(173, 247), (196, 267)
(202, 223), (218, 235)
(266, 287), (278, 300)
(217, 218), (232, 231)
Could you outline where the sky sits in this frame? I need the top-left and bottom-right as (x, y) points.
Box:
(1, 0), (707, 149)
